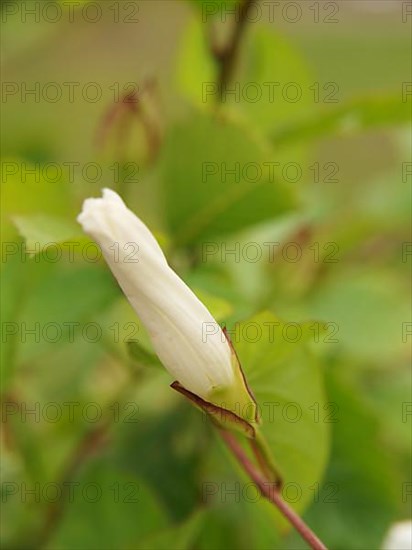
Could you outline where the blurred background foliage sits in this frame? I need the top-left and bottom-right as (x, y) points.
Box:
(1, 1), (411, 549)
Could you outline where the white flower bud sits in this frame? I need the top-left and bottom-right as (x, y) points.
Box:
(382, 521), (412, 550)
(77, 189), (255, 420)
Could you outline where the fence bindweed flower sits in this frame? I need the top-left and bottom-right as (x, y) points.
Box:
(77, 189), (256, 426)
(382, 521), (412, 550)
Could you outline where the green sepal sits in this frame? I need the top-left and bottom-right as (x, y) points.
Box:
(170, 329), (283, 486)
(171, 381), (256, 439)
(207, 327), (259, 426)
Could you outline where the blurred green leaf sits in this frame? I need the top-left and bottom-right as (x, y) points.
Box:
(363, 367), (412, 461)
(294, 369), (400, 550)
(194, 287), (233, 320)
(306, 268), (410, 363)
(114, 405), (208, 521)
(176, 19), (215, 106)
(139, 510), (205, 550)
(1, 250), (28, 387)
(160, 109), (296, 246)
(195, 425), (281, 550)
(271, 94), (410, 147)
(176, 23), (313, 135)
(195, 502), (279, 550)
(1, 158), (73, 241)
(188, 0), (238, 10)
(46, 457), (169, 550)
(12, 214), (83, 255)
(127, 340), (163, 369)
(240, 28), (313, 132)
(234, 311), (329, 517)
(16, 264), (118, 364)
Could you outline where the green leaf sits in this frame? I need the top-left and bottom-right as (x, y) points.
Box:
(193, 288), (233, 321)
(127, 340), (163, 369)
(306, 268), (410, 363)
(364, 367), (412, 461)
(176, 24), (313, 135)
(271, 94), (410, 147)
(196, 428), (281, 550)
(176, 18), (215, 106)
(114, 405), (209, 521)
(46, 457), (169, 550)
(160, 109), (296, 246)
(292, 369), (400, 550)
(195, 503), (279, 550)
(0, 250), (28, 388)
(15, 263), (119, 365)
(12, 214), (83, 255)
(1, 157), (73, 242)
(233, 311), (330, 516)
(239, 28), (313, 133)
(139, 510), (205, 550)
(188, 0), (238, 10)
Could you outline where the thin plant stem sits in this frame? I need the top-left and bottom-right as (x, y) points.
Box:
(220, 429), (328, 550)
(211, 0), (258, 99)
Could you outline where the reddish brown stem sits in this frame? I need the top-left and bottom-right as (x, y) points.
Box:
(211, 0), (258, 99)
(220, 430), (328, 550)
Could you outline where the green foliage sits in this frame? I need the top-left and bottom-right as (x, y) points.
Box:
(306, 268), (410, 363)
(12, 214), (83, 254)
(271, 93), (411, 147)
(176, 19), (215, 105)
(160, 109), (296, 246)
(291, 369), (401, 550)
(1, 158), (73, 241)
(1, 3), (409, 549)
(235, 312), (330, 516)
(46, 457), (170, 550)
(240, 28), (314, 131)
(138, 510), (205, 550)
(113, 406), (208, 521)
(127, 340), (163, 369)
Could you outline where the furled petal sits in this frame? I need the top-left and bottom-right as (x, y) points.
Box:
(382, 521), (412, 550)
(77, 188), (235, 401)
